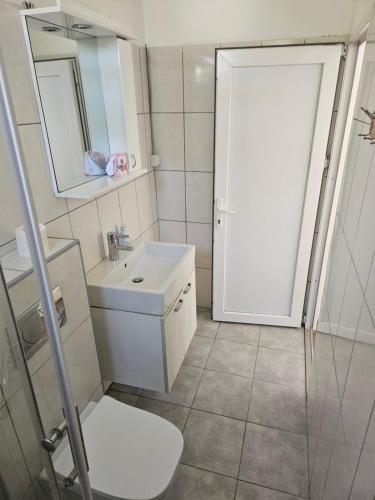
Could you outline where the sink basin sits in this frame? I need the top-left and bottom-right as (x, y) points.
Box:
(86, 241), (195, 315)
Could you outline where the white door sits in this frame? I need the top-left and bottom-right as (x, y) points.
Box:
(36, 59), (86, 191)
(213, 45), (341, 327)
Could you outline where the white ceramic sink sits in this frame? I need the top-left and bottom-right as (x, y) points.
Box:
(86, 241), (195, 315)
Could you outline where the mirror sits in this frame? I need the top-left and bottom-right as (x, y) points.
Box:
(26, 15), (112, 193)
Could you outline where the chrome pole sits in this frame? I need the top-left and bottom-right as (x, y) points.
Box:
(0, 49), (94, 500)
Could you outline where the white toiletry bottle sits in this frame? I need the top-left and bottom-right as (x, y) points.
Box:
(118, 225), (130, 246)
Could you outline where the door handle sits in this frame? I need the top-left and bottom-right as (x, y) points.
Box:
(215, 198), (237, 228)
(183, 283), (191, 294)
(216, 198), (237, 215)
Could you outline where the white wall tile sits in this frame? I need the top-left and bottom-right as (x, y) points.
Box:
(140, 46), (150, 113)
(342, 140), (373, 251)
(66, 198), (91, 212)
(185, 113), (214, 172)
(118, 181), (141, 239)
(187, 223), (212, 268)
(159, 220), (186, 243)
(132, 44), (144, 113)
(220, 41), (262, 48)
(353, 158), (375, 288)
(149, 171), (158, 223)
(19, 124), (68, 223)
(153, 222), (160, 241)
(365, 259), (375, 324)
(0, 8), (39, 125)
(148, 46), (183, 112)
(96, 190), (122, 255)
(137, 113), (149, 170)
(145, 113), (153, 164)
(46, 214), (72, 239)
(186, 172), (213, 223)
(64, 317), (101, 413)
(0, 402), (31, 499)
(152, 113), (184, 170)
(0, 133), (23, 245)
(7, 388), (44, 484)
(69, 201), (103, 272)
(136, 174), (154, 233)
(155, 170), (186, 220)
(183, 45), (217, 112)
(196, 267), (212, 308)
(141, 225), (155, 242)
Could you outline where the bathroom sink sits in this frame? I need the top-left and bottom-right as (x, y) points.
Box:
(86, 241), (195, 315)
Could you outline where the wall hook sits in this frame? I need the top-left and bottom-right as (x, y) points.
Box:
(358, 107), (375, 143)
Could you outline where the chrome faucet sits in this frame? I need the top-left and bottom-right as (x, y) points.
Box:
(107, 231), (133, 261)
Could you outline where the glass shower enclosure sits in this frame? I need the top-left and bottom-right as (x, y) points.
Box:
(0, 48), (94, 499)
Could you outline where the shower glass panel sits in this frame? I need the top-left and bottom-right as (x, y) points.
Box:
(0, 53), (96, 498)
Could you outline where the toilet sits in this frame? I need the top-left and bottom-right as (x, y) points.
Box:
(42, 396), (183, 499)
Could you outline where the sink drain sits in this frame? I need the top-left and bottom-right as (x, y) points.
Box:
(132, 277), (144, 283)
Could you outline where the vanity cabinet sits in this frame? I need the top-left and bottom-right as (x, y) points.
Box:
(91, 270), (197, 392)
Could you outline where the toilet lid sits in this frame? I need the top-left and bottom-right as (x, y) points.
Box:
(53, 396), (183, 500)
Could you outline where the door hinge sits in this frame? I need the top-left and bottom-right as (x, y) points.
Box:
(342, 44), (348, 59)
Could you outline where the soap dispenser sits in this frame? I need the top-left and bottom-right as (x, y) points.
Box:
(118, 225), (130, 246)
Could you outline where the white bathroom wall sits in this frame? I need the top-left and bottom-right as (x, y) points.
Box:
(143, 0), (356, 47)
(0, 0), (158, 273)
(149, 44), (216, 308)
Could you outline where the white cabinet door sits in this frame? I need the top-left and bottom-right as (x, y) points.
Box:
(164, 271), (197, 390)
(213, 45), (341, 327)
(164, 291), (186, 390)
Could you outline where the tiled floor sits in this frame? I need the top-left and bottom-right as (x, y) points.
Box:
(106, 309), (309, 499)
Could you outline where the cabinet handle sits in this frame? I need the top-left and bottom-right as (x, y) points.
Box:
(183, 283), (192, 294)
(131, 153), (137, 169)
(174, 299), (183, 312)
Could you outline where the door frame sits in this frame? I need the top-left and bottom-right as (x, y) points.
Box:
(212, 44), (342, 327)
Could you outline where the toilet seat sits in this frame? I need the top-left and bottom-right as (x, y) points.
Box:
(52, 396), (183, 500)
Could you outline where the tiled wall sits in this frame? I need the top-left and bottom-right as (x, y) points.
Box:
(0, 3), (158, 274)
(148, 44), (216, 308)
(0, 242), (103, 499)
(307, 45), (375, 499)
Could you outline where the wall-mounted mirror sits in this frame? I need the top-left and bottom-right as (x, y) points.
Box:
(22, 8), (144, 199)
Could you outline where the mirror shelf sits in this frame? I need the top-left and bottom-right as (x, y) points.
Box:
(57, 167), (149, 200)
(20, 3), (147, 200)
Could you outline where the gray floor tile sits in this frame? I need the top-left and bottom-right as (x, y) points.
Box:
(182, 409), (245, 477)
(239, 423), (308, 497)
(206, 339), (257, 378)
(217, 322), (260, 345)
(136, 397), (189, 432)
(110, 382), (142, 395)
(236, 481), (303, 499)
(193, 370), (252, 420)
(184, 336), (214, 368)
(260, 326), (305, 354)
(255, 348), (305, 389)
(248, 380), (307, 435)
(142, 365), (203, 407)
(196, 309), (220, 338)
(106, 389), (139, 406)
(164, 464), (237, 500)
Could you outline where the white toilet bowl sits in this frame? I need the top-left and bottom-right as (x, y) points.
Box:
(42, 395), (183, 500)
